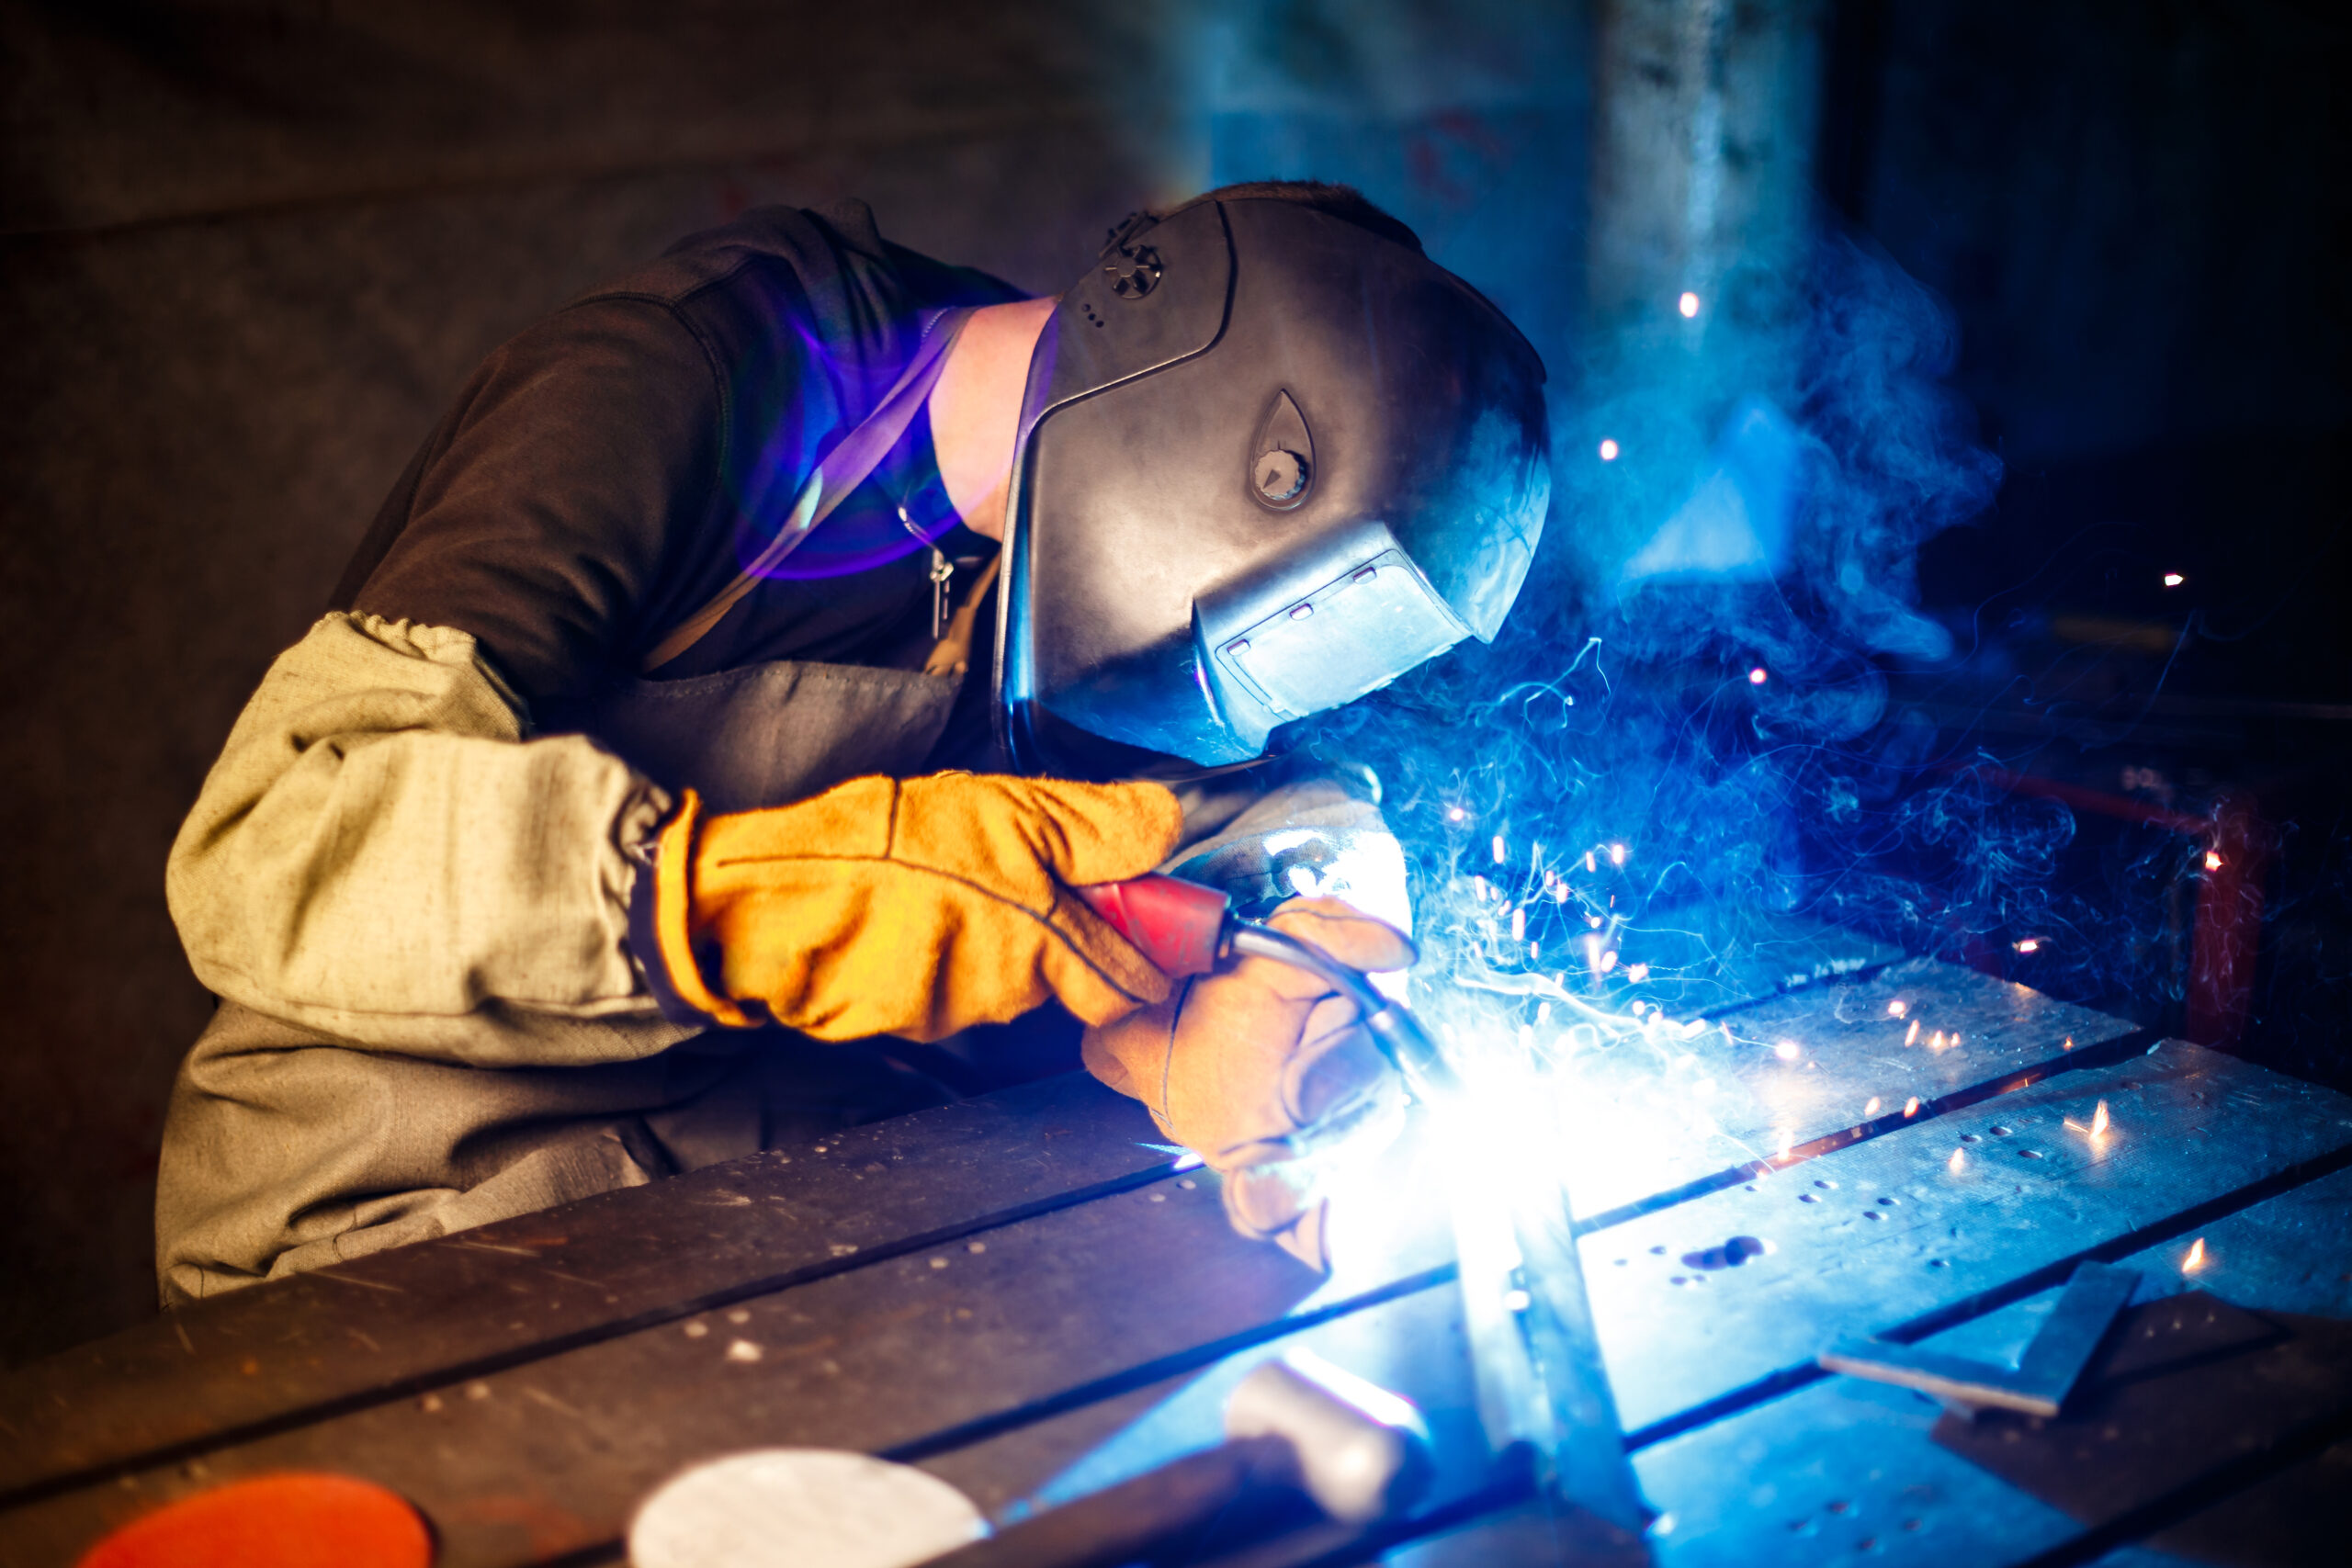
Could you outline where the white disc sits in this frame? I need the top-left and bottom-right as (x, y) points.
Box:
(628, 1448), (986, 1568)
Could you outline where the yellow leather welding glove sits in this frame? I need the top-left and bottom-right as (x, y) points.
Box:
(1081, 897), (1417, 1270)
(639, 774), (1183, 1043)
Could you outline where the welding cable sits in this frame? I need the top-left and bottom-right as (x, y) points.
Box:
(1224, 921), (1462, 1103)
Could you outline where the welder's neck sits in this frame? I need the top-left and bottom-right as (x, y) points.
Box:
(928, 296), (1057, 542)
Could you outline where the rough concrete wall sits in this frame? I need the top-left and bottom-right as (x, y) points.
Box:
(0, 0), (1186, 1366)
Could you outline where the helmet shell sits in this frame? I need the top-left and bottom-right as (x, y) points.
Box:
(999, 198), (1550, 774)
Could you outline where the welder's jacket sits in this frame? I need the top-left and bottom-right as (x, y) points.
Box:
(158, 203), (1406, 1306)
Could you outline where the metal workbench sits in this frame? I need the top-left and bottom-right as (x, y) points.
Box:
(4, 935), (2347, 1567)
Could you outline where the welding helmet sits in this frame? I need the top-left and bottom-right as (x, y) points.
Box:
(995, 196), (1551, 776)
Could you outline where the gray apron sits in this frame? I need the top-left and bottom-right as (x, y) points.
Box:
(157, 656), (969, 1302)
(572, 656), (972, 1168)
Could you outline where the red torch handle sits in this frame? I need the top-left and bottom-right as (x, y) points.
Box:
(1072, 874), (1233, 978)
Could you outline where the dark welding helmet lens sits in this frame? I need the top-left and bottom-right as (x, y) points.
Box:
(997, 196), (1551, 777)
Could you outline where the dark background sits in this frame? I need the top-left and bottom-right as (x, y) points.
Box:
(2, 0), (2343, 1366)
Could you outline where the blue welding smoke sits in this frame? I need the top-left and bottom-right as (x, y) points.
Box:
(1175, 0), (2191, 1014)
(1284, 224), (2143, 1012)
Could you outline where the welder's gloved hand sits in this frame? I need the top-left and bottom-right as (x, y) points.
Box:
(639, 774), (1183, 1043)
(1080, 897), (1417, 1271)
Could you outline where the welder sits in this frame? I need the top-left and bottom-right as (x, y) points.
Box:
(155, 182), (1550, 1303)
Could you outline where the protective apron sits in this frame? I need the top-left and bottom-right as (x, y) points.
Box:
(157, 651), (969, 1302)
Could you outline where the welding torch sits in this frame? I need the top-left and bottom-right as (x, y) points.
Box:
(1079, 874), (1653, 1557)
(1071, 873), (1461, 1104)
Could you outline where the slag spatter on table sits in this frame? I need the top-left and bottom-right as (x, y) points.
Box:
(2, 907), (2348, 1568)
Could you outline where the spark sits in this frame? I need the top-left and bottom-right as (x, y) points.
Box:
(1887, 999), (1908, 1018)
(1598, 437), (1621, 461)
(1585, 850), (1598, 873)
(1930, 1031), (1947, 1048)
(1600, 950), (1618, 972)
(1585, 933), (1604, 971)
(1627, 963), (1650, 982)
(2014, 937), (2041, 953)
(2163, 572), (2186, 588)
(1511, 908), (1526, 941)
(1473, 876), (1489, 901)
(1536, 1001), (1552, 1024)
(1448, 807), (1466, 823)
(1904, 1020), (1921, 1047)
(2063, 1036), (2075, 1052)
(1864, 1097), (1883, 1115)
(1774, 1040), (1801, 1061)
(1905, 1097), (1920, 1117)
(1588, 914), (1604, 930)
(2067, 1100), (2113, 1140)
(2183, 1236), (2207, 1272)
(1609, 842), (1628, 866)
(2205, 850), (2225, 872)
(1492, 835), (1507, 865)
(1529, 941), (1541, 961)
(1747, 666), (1769, 685)
(1678, 291), (1701, 318)
(1948, 1148), (1966, 1173)
(1552, 882), (1571, 904)
(1776, 1127), (1794, 1160)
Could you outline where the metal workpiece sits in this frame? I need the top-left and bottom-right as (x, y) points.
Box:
(1219, 901), (1650, 1556)
(1431, 1024), (1655, 1565)
(1631, 1206), (2346, 1568)
(1817, 1262), (2142, 1416)
(1502, 1179), (1654, 1541)
(1237, 919), (1652, 1555)
(1635, 1282), (2352, 1568)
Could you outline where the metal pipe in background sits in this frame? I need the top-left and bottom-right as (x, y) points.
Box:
(1587, 0), (1827, 366)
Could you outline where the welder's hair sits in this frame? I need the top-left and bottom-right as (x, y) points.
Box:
(1157, 180), (1424, 254)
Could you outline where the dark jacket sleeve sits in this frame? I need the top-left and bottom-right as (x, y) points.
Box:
(344, 297), (731, 708)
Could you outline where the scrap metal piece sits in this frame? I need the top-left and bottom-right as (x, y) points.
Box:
(1818, 1261), (2143, 1416)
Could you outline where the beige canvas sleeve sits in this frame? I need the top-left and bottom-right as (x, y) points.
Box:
(166, 612), (689, 1067)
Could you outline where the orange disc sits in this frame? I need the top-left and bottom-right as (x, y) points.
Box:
(76, 1472), (432, 1568)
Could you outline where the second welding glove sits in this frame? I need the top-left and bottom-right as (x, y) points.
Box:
(1080, 897), (1418, 1271)
(637, 773), (1184, 1042)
